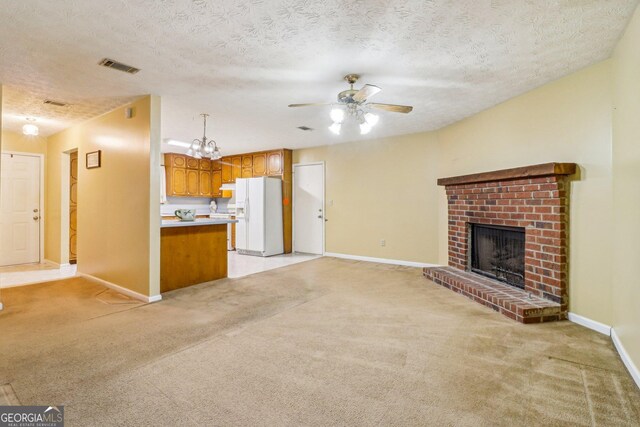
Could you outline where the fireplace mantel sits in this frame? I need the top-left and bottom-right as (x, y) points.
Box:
(437, 162), (576, 186)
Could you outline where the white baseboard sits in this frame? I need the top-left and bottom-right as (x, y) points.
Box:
(43, 259), (73, 268)
(324, 252), (441, 269)
(81, 274), (162, 304)
(568, 312), (611, 336)
(611, 328), (640, 390)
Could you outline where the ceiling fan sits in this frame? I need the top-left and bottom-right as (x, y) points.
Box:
(288, 74), (413, 135)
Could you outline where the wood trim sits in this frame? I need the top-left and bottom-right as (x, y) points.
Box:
(437, 162), (577, 186)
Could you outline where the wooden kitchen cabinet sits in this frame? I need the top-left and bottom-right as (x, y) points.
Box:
(221, 157), (233, 183)
(267, 151), (283, 175)
(199, 159), (212, 170)
(212, 160), (222, 171)
(212, 170), (222, 197)
(242, 156), (253, 168)
(232, 156), (242, 181)
(252, 153), (266, 176)
(199, 170), (212, 196)
(169, 167), (187, 196)
(241, 168), (253, 178)
(231, 222), (236, 250)
(186, 157), (199, 169)
(171, 155), (186, 168)
(165, 154), (188, 197)
(186, 169), (199, 196)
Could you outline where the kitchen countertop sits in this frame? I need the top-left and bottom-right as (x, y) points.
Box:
(161, 218), (238, 228)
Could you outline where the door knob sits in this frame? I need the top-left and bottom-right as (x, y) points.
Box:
(317, 215), (322, 219)
(33, 208), (39, 213)
(33, 216), (40, 221)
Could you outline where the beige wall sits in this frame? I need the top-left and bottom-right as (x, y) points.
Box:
(294, 132), (441, 263)
(1, 129), (48, 155)
(437, 61), (614, 324)
(295, 60), (614, 325)
(45, 96), (160, 297)
(611, 5), (640, 378)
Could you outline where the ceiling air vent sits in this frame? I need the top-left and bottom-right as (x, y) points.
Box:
(98, 58), (140, 74)
(297, 126), (313, 131)
(43, 99), (69, 107)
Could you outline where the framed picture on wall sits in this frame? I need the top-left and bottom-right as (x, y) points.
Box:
(86, 150), (101, 169)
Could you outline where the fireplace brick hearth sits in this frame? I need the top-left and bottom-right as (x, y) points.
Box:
(424, 163), (576, 323)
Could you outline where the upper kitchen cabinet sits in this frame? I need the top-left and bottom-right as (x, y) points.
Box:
(212, 160), (222, 171)
(199, 169), (212, 196)
(185, 168), (199, 196)
(241, 155), (253, 178)
(186, 157), (199, 169)
(267, 151), (283, 175)
(212, 170), (222, 197)
(232, 156), (242, 181)
(199, 159), (212, 170)
(165, 154), (187, 197)
(168, 167), (187, 196)
(170, 154), (186, 168)
(252, 153), (266, 176)
(221, 157), (233, 183)
(164, 153), (210, 197)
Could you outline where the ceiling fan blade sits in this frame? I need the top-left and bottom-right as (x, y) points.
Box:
(352, 84), (381, 102)
(368, 103), (413, 113)
(288, 103), (331, 107)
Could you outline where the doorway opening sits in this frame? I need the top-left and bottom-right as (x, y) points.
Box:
(60, 148), (78, 267)
(69, 151), (78, 264)
(293, 162), (325, 255)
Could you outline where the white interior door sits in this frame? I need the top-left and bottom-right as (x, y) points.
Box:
(293, 163), (324, 255)
(0, 154), (41, 266)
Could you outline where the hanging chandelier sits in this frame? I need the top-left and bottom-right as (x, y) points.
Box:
(187, 113), (221, 160)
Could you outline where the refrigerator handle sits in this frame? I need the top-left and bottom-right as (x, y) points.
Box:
(245, 197), (250, 221)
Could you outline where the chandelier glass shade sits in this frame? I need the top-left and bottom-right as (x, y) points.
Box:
(187, 113), (221, 160)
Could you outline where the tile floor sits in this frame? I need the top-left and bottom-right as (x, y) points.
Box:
(0, 262), (77, 288)
(227, 252), (320, 278)
(0, 252), (319, 289)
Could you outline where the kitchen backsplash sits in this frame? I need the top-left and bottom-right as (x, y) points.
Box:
(161, 197), (213, 216)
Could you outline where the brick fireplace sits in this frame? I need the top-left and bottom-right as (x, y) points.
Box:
(424, 163), (576, 323)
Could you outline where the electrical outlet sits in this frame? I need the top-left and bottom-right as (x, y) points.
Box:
(380, 239), (386, 247)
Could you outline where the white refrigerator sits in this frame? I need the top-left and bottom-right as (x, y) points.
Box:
(235, 177), (284, 257)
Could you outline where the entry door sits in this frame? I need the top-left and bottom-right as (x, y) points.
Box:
(293, 163), (324, 255)
(0, 154), (41, 266)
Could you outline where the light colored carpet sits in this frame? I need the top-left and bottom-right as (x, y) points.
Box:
(0, 258), (638, 426)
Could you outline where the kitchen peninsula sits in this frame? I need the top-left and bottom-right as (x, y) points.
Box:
(160, 218), (237, 292)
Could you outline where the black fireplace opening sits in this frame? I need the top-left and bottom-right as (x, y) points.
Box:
(470, 224), (526, 289)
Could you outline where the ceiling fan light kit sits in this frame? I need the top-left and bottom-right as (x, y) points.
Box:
(290, 73), (413, 136)
(188, 113), (222, 160)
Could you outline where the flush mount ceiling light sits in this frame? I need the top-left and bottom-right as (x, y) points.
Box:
(187, 114), (222, 160)
(289, 74), (413, 136)
(22, 118), (39, 136)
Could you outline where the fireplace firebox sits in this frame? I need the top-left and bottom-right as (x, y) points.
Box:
(470, 224), (525, 289)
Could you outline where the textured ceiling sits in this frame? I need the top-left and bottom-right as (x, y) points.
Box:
(0, 0), (637, 154)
